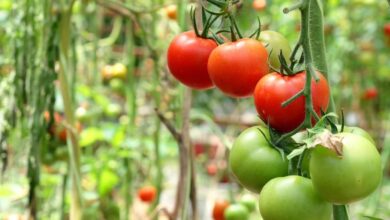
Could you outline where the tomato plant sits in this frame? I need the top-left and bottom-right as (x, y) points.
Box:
(212, 199), (229, 220)
(167, 31), (217, 90)
(229, 126), (288, 192)
(208, 38), (269, 98)
(259, 176), (332, 220)
(224, 204), (249, 220)
(253, 71), (330, 133)
(138, 186), (157, 203)
(310, 132), (382, 204)
(259, 30), (292, 71)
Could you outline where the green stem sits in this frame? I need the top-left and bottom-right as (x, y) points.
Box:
(58, 2), (82, 219)
(333, 205), (349, 220)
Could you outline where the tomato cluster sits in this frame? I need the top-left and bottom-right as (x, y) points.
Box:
(228, 125), (381, 219)
(167, 7), (382, 220)
(212, 194), (257, 220)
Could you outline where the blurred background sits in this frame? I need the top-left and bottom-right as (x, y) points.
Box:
(0, 0), (389, 219)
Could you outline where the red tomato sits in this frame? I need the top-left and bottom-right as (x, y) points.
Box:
(363, 87), (378, 100)
(194, 142), (205, 156)
(138, 186), (157, 203)
(58, 122), (82, 142)
(207, 163), (218, 176)
(208, 38), (269, 98)
(384, 23), (390, 37)
(213, 199), (230, 220)
(167, 31), (217, 90)
(252, 0), (266, 11)
(253, 71), (330, 133)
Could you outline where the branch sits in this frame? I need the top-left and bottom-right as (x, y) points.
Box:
(155, 108), (182, 142)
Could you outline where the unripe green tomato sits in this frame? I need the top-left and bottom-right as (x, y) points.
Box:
(229, 126), (288, 193)
(310, 133), (382, 204)
(105, 103), (121, 117)
(109, 78), (125, 93)
(238, 194), (257, 212)
(259, 31), (292, 71)
(259, 176), (332, 220)
(224, 204), (249, 220)
(338, 125), (375, 144)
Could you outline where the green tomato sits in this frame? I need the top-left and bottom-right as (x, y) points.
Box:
(338, 125), (375, 144)
(229, 126), (288, 193)
(224, 204), (249, 220)
(259, 31), (292, 71)
(105, 103), (121, 117)
(109, 78), (125, 93)
(310, 133), (382, 204)
(238, 194), (257, 212)
(259, 176), (332, 220)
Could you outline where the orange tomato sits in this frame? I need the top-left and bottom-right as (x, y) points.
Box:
(253, 0), (266, 11)
(207, 163), (218, 176)
(138, 186), (157, 203)
(212, 199), (230, 220)
(165, 5), (177, 20)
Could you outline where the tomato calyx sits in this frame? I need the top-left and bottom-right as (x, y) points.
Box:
(311, 130), (344, 156)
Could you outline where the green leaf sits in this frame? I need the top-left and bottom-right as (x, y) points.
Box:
(287, 145), (307, 160)
(79, 127), (105, 147)
(98, 169), (119, 197)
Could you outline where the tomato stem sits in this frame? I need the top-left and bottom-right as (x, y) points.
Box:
(281, 89), (304, 107)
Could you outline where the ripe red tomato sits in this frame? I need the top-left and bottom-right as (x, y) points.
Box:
(208, 38), (269, 98)
(252, 0), (266, 11)
(212, 199), (230, 220)
(207, 163), (218, 176)
(384, 23), (390, 37)
(58, 122), (82, 142)
(167, 31), (217, 90)
(138, 186), (157, 203)
(363, 87), (378, 100)
(193, 142), (205, 157)
(253, 71), (329, 133)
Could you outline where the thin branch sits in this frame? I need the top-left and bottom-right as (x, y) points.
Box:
(155, 108), (182, 142)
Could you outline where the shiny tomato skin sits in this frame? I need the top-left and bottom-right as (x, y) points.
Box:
(167, 31), (217, 90)
(208, 38), (269, 98)
(259, 176), (332, 220)
(212, 199), (230, 220)
(253, 71), (329, 133)
(138, 186), (157, 203)
(229, 126), (288, 193)
(310, 133), (382, 204)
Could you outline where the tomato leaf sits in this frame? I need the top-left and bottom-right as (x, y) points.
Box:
(287, 145), (307, 160)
